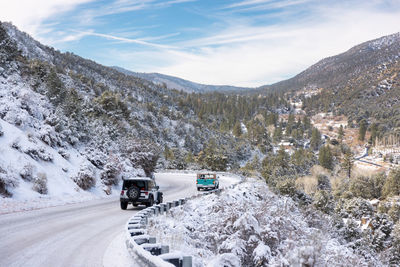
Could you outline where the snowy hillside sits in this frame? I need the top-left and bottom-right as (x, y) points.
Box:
(147, 179), (381, 266)
(0, 21), (257, 210)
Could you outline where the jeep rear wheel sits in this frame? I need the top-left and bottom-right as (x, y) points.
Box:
(120, 202), (128, 210)
(146, 196), (154, 207)
(157, 195), (163, 204)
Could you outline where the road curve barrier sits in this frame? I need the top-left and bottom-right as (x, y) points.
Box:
(124, 174), (245, 267)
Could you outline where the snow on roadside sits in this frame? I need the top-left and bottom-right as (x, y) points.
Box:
(103, 232), (136, 267)
(147, 179), (373, 267)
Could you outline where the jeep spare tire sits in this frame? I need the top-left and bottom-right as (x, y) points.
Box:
(127, 186), (140, 201)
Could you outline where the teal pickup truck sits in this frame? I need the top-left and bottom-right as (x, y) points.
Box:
(196, 173), (219, 191)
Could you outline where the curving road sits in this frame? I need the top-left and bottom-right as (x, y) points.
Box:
(0, 172), (238, 267)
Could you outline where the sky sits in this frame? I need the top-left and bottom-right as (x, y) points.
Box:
(1, 0), (400, 87)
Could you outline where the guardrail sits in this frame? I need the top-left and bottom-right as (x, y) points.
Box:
(125, 176), (244, 267)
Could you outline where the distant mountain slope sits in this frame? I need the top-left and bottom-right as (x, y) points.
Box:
(112, 66), (254, 93)
(261, 32), (400, 131)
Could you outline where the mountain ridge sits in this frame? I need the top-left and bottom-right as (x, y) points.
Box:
(111, 66), (254, 93)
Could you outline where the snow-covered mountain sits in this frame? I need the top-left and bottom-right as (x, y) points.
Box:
(260, 32), (400, 130)
(112, 66), (254, 93)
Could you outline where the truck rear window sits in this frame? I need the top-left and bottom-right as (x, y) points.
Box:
(197, 174), (216, 179)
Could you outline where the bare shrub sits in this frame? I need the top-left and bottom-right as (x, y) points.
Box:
(72, 165), (96, 190)
(32, 172), (48, 194)
(310, 165), (330, 177)
(296, 175), (318, 195)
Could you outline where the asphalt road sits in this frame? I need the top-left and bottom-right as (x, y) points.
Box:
(0, 172), (238, 267)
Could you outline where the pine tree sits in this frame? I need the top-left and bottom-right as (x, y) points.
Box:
(338, 125), (345, 141)
(286, 114), (295, 136)
(382, 168), (400, 198)
(358, 119), (368, 141)
(310, 128), (321, 151)
(369, 123), (378, 145)
(342, 149), (354, 178)
(273, 126), (282, 142)
(163, 145), (174, 161)
(319, 145), (333, 170)
(233, 121), (242, 137)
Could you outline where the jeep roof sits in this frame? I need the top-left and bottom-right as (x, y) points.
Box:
(122, 177), (153, 181)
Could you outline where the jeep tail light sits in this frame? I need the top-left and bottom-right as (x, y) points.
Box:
(120, 190), (124, 196)
(144, 192), (148, 195)
(141, 188), (145, 190)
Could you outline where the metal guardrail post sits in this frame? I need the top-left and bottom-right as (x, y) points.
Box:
(167, 201), (173, 209)
(129, 229), (146, 236)
(161, 245), (169, 254)
(161, 203), (168, 213)
(127, 223), (143, 230)
(182, 256), (192, 267)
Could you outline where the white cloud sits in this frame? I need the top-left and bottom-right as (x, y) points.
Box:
(147, 6), (400, 87)
(0, 0), (95, 37)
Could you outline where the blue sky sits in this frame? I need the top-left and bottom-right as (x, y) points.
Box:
(1, 0), (400, 86)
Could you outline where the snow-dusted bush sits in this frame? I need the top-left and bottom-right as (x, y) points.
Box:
(57, 148), (70, 160)
(20, 163), (35, 181)
(100, 155), (121, 186)
(0, 166), (18, 197)
(386, 222), (400, 265)
(85, 148), (106, 168)
(275, 178), (297, 197)
(24, 146), (53, 162)
(0, 124), (3, 137)
(317, 174), (331, 191)
(72, 165), (96, 190)
(32, 172), (48, 194)
(388, 201), (400, 223)
(366, 213), (393, 251)
(337, 198), (374, 219)
(313, 190), (334, 214)
(39, 124), (60, 147)
(125, 140), (160, 177)
(11, 138), (21, 150)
